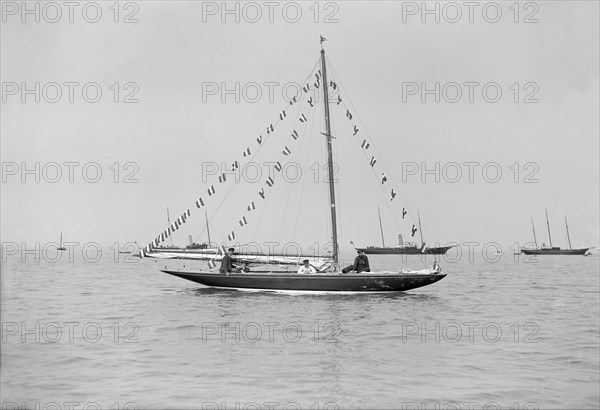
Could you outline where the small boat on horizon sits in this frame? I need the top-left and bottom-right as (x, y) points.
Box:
(57, 231), (66, 251)
(521, 210), (592, 256)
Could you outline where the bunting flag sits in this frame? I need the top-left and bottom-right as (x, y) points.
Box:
(266, 176), (274, 187)
(208, 185), (216, 196)
(196, 197), (205, 208)
(168, 226), (173, 234)
(170, 222), (177, 231)
(314, 80), (320, 89)
(320, 36), (327, 44)
(337, 95), (342, 105)
(381, 173), (387, 184)
(353, 125), (359, 135)
(208, 259), (216, 269)
(185, 209), (191, 217)
(308, 97), (314, 107)
(232, 161), (239, 170)
(391, 189), (397, 200)
(411, 225), (417, 237)
(219, 174), (226, 183)
(279, 111), (286, 120)
(303, 84), (310, 93)
(177, 216), (184, 225)
(329, 81), (337, 90)
(299, 114), (307, 123)
(274, 161), (282, 172)
(317, 69), (321, 79)
(370, 156), (377, 167)
(259, 188), (265, 199)
(153, 238), (159, 247)
(247, 202), (256, 211)
(239, 216), (248, 226)
(160, 233), (165, 242)
(139, 249), (145, 258)
(289, 96), (297, 105)
(145, 244), (151, 253)
(346, 110), (353, 120)
(228, 231), (235, 241)
(256, 136), (263, 145)
(292, 130), (299, 140)
(361, 140), (370, 150)
(283, 146), (291, 155)
(402, 207), (407, 218)
(267, 124), (274, 134)
(243, 148), (251, 157)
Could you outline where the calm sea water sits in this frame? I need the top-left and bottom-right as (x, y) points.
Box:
(1, 249), (599, 409)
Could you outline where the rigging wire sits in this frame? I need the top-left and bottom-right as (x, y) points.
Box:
(326, 55), (445, 250)
(183, 56), (321, 247)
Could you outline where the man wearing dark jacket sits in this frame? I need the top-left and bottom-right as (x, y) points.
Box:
(342, 249), (370, 273)
(219, 248), (235, 274)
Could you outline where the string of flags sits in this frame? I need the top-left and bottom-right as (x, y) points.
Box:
(140, 62), (418, 258)
(336, 75), (417, 236)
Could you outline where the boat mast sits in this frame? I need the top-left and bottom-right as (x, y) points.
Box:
(320, 43), (339, 267)
(167, 207), (174, 247)
(545, 208), (553, 247)
(205, 209), (212, 246)
(531, 218), (538, 248)
(565, 215), (572, 250)
(417, 210), (424, 246)
(378, 206), (385, 247)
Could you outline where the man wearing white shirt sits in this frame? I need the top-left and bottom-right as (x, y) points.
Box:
(297, 259), (316, 274)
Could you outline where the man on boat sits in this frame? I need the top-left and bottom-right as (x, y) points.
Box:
(219, 248), (236, 274)
(342, 250), (370, 273)
(297, 259), (316, 274)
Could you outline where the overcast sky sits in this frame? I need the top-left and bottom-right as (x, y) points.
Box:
(1, 1), (598, 254)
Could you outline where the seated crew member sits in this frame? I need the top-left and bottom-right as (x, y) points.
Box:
(219, 247), (236, 274)
(342, 249), (371, 273)
(297, 259), (317, 274)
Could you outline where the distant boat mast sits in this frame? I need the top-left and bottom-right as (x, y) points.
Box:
(167, 207), (174, 247)
(378, 206), (385, 247)
(565, 215), (572, 250)
(531, 217), (538, 248)
(545, 208), (553, 247)
(417, 210), (424, 246)
(205, 209), (211, 247)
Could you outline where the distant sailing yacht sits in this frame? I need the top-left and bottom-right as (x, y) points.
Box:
(356, 208), (454, 255)
(140, 38), (447, 292)
(521, 210), (592, 256)
(57, 231), (66, 251)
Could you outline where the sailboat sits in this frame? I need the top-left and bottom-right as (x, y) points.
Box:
(521, 210), (592, 256)
(356, 208), (454, 255)
(141, 39), (447, 292)
(57, 231), (66, 251)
